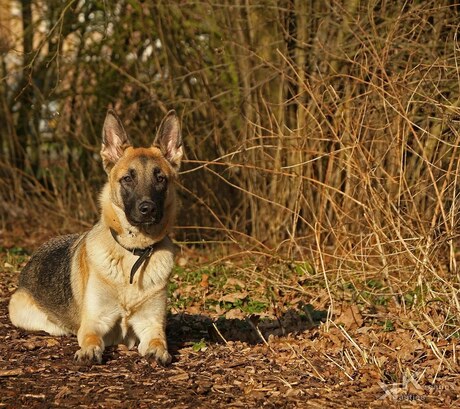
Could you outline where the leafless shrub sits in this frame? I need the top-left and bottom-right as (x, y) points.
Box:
(1, 1), (460, 327)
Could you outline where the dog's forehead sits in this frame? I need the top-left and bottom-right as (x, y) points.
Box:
(114, 147), (172, 176)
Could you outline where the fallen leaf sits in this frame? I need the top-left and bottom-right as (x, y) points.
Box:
(225, 278), (246, 289)
(55, 386), (71, 400)
(46, 338), (60, 347)
(200, 273), (209, 288)
(220, 291), (248, 303)
(177, 257), (187, 267)
(225, 309), (246, 320)
(0, 368), (23, 377)
(335, 305), (363, 330)
(168, 373), (189, 382)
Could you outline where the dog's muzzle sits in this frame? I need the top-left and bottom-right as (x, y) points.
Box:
(128, 199), (163, 226)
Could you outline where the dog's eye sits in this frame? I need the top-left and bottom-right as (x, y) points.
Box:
(122, 175), (133, 183)
(153, 167), (166, 184)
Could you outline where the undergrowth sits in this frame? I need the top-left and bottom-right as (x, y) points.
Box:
(1, 1), (460, 398)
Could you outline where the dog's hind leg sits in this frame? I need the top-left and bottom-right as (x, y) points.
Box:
(9, 289), (70, 336)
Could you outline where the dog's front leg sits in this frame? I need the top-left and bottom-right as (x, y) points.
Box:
(74, 292), (119, 364)
(132, 289), (171, 366)
(75, 325), (105, 364)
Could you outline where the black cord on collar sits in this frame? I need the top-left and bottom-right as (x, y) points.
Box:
(110, 228), (161, 284)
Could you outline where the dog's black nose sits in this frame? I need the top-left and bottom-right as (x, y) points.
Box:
(138, 200), (156, 216)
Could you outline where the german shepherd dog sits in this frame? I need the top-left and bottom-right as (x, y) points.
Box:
(9, 109), (183, 365)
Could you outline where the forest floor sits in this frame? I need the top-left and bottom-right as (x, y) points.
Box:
(0, 225), (459, 408)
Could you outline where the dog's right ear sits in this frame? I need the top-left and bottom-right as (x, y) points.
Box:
(101, 110), (131, 172)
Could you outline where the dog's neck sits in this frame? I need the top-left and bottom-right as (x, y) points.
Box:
(109, 227), (155, 255)
(109, 227), (165, 284)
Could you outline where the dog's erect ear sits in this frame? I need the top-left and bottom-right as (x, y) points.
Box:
(153, 110), (183, 171)
(101, 110), (131, 172)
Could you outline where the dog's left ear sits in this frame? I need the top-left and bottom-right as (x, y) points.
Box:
(153, 110), (183, 171)
(101, 110), (132, 173)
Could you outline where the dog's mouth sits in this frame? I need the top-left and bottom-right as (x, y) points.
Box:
(127, 215), (162, 227)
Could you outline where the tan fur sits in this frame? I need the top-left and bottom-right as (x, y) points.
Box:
(9, 110), (182, 366)
(9, 289), (71, 336)
(77, 240), (89, 295)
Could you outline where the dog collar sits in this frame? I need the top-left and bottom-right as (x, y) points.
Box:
(110, 228), (162, 284)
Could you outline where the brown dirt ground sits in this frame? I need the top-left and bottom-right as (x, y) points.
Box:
(0, 229), (459, 408)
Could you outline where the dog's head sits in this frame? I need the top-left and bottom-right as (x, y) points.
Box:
(100, 110), (182, 236)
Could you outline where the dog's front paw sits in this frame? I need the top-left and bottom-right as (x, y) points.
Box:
(74, 346), (103, 364)
(142, 339), (172, 366)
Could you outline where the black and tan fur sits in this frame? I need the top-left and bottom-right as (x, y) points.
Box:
(9, 109), (183, 365)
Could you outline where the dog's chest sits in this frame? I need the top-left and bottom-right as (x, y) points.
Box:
(105, 250), (158, 285)
(110, 253), (164, 292)
(85, 235), (174, 321)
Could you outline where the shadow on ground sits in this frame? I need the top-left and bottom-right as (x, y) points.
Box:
(167, 304), (328, 354)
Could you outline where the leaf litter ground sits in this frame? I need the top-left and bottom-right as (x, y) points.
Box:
(0, 228), (459, 408)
